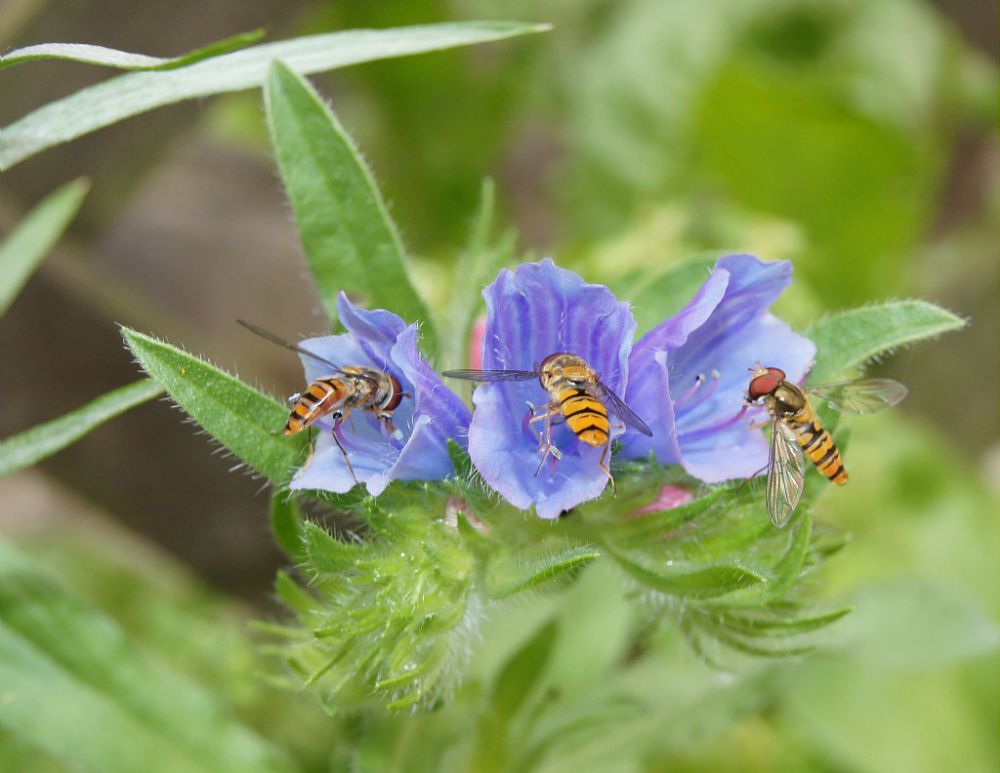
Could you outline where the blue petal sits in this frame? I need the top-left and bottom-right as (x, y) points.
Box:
(622, 254), (814, 483)
(469, 259), (636, 517)
(622, 267), (729, 462)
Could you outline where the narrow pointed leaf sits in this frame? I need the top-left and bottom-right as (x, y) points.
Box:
(608, 549), (765, 599)
(0, 379), (162, 477)
(264, 61), (432, 339)
(121, 327), (304, 483)
(0, 178), (89, 316)
(720, 607), (852, 638)
(0, 542), (293, 773)
(487, 546), (603, 600)
(1, 21), (549, 170)
(807, 300), (965, 382)
(0, 30), (263, 71)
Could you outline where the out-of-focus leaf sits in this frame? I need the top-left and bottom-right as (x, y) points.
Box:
(831, 579), (1000, 670)
(492, 618), (559, 719)
(806, 300), (965, 382)
(0, 541), (293, 773)
(0, 379), (162, 477)
(487, 546), (602, 600)
(264, 61), (432, 338)
(0, 178), (88, 316)
(121, 327), (304, 483)
(608, 549), (765, 599)
(0, 21), (549, 170)
(0, 30), (263, 71)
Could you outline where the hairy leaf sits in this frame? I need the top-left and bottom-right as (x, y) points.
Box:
(121, 327), (304, 483)
(492, 618), (559, 719)
(264, 61), (431, 337)
(1, 21), (548, 170)
(807, 300), (964, 382)
(0, 178), (89, 316)
(487, 546), (603, 600)
(609, 549), (765, 599)
(0, 542), (292, 772)
(0, 30), (263, 71)
(0, 379), (162, 477)
(269, 494), (306, 561)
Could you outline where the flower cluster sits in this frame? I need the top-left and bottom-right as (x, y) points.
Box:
(290, 256), (813, 516)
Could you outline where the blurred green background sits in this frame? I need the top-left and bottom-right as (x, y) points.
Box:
(0, 0), (996, 771)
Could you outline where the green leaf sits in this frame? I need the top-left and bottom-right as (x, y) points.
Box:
(487, 546), (603, 600)
(0, 29), (263, 71)
(0, 379), (162, 477)
(1, 21), (549, 171)
(0, 178), (89, 316)
(0, 541), (293, 773)
(492, 618), (559, 719)
(719, 607), (852, 638)
(767, 511), (812, 596)
(264, 61), (432, 338)
(121, 327), (304, 483)
(806, 300), (965, 383)
(300, 521), (363, 574)
(269, 494), (306, 561)
(608, 549), (765, 599)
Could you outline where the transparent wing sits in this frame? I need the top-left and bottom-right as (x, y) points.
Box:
(236, 319), (377, 383)
(597, 380), (653, 436)
(766, 420), (805, 528)
(441, 368), (538, 382)
(808, 378), (908, 415)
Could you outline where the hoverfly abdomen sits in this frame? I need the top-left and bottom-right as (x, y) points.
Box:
(789, 407), (847, 485)
(557, 386), (610, 447)
(284, 378), (349, 436)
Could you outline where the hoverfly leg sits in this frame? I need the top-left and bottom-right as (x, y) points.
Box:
(532, 406), (562, 477)
(331, 413), (359, 485)
(598, 437), (616, 496)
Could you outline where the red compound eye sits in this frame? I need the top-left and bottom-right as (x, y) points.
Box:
(766, 366), (786, 381)
(748, 373), (780, 400)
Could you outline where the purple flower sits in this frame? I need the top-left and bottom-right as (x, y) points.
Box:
(290, 293), (470, 496)
(621, 254), (815, 481)
(467, 259), (636, 519)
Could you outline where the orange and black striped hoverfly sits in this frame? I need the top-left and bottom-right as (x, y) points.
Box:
(747, 364), (907, 527)
(444, 353), (652, 492)
(238, 320), (407, 483)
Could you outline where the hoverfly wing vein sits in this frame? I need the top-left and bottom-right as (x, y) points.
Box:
(441, 368), (539, 382)
(808, 378), (908, 416)
(598, 381), (653, 436)
(766, 420), (805, 528)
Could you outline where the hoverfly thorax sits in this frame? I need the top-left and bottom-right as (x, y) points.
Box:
(538, 352), (595, 392)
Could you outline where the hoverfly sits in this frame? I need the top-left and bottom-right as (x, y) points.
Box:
(237, 320), (407, 483)
(443, 353), (652, 491)
(747, 364), (907, 527)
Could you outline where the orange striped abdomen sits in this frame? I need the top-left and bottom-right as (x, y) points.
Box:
(284, 378), (348, 435)
(791, 406), (847, 485)
(557, 388), (610, 447)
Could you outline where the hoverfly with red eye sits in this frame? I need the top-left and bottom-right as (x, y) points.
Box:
(746, 364), (907, 527)
(443, 352), (652, 493)
(237, 320), (407, 484)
